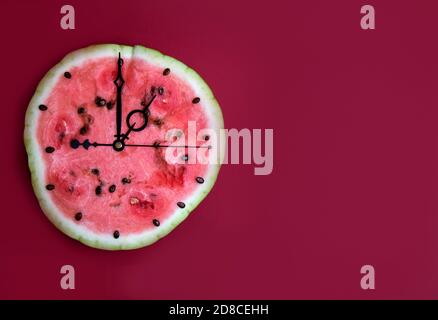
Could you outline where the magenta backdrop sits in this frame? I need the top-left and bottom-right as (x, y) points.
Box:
(1, 0), (438, 299)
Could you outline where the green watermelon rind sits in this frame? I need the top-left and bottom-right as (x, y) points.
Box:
(24, 44), (224, 250)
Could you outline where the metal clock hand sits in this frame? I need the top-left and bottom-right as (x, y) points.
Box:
(70, 139), (113, 150)
(124, 143), (211, 149)
(121, 95), (156, 142)
(70, 139), (210, 150)
(114, 53), (125, 141)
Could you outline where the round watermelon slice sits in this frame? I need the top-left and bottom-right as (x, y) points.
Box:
(24, 44), (224, 250)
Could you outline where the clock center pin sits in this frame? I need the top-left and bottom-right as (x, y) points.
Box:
(113, 140), (125, 152)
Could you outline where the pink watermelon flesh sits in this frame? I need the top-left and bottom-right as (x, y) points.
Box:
(37, 56), (211, 236)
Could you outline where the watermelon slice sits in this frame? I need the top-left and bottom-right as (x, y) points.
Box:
(24, 44), (224, 250)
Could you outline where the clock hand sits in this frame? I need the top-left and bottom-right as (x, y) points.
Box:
(70, 139), (210, 150)
(121, 95), (156, 142)
(114, 53), (125, 140)
(70, 139), (113, 150)
(124, 143), (211, 149)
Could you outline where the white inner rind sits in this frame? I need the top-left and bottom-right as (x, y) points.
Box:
(24, 44), (224, 250)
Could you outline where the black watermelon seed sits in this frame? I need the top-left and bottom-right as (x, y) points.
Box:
(79, 126), (88, 135)
(70, 139), (80, 149)
(95, 186), (102, 195)
(122, 177), (131, 184)
(38, 104), (48, 111)
(113, 230), (120, 239)
(158, 87), (164, 95)
(204, 135), (210, 141)
(45, 146), (55, 153)
(153, 118), (163, 126)
(182, 154), (189, 162)
(74, 212), (82, 221)
(64, 72), (72, 79)
(46, 184), (55, 191)
(177, 202), (186, 209)
(91, 168), (100, 175)
(109, 185), (116, 193)
(95, 96), (106, 107)
(106, 101), (114, 110)
(153, 219), (160, 227)
(163, 68), (171, 76)
(196, 177), (205, 184)
(77, 107), (86, 114)
(192, 97), (200, 104)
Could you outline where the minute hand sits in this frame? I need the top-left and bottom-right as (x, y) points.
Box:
(114, 53), (125, 140)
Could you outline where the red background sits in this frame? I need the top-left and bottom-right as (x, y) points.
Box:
(1, 0), (438, 299)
